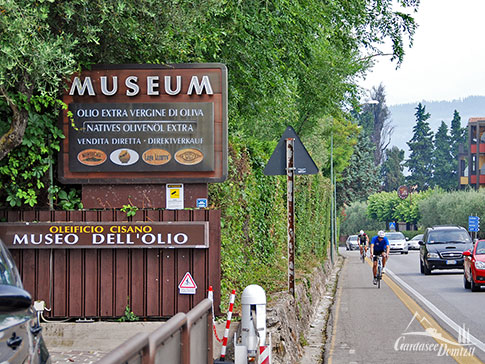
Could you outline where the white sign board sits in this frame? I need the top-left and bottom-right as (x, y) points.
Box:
(178, 272), (197, 294)
(166, 184), (184, 209)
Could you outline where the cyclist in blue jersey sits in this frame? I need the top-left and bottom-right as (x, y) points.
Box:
(370, 230), (390, 285)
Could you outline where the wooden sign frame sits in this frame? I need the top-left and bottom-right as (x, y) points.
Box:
(59, 64), (227, 184)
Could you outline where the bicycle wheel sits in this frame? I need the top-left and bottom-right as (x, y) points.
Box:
(361, 250), (365, 263)
(377, 262), (382, 288)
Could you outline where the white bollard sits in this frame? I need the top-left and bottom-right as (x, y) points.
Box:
(234, 284), (271, 364)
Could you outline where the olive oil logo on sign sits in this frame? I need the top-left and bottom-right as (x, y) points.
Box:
(110, 149), (139, 166)
(142, 149), (172, 165)
(77, 149), (107, 166)
(174, 149), (204, 165)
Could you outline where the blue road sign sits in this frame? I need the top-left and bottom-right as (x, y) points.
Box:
(389, 222), (396, 231)
(196, 198), (208, 208)
(468, 216), (480, 232)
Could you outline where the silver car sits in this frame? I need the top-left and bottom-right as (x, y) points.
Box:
(386, 232), (409, 254)
(345, 235), (359, 250)
(0, 240), (50, 364)
(408, 234), (423, 250)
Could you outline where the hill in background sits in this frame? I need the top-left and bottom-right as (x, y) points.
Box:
(389, 95), (485, 157)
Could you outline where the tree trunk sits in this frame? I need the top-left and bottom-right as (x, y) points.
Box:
(0, 86), (30, 161)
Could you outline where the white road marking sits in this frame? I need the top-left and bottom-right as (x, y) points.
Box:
(387, 268), (485, 354)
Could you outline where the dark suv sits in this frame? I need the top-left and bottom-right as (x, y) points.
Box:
(419, 225), (473, 275)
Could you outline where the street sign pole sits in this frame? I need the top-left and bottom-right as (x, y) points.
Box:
(264, 126), (319, 298)
(333, 153), (337, 256)
(330, 133), (334, 264)
(286, 138), (295, 297)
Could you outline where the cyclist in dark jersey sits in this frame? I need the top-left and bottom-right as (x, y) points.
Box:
(358, 230), (369, 258)
(370, 230), (390, 285)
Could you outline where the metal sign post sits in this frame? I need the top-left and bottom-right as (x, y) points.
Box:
(263, 126), (318, 298)
(286, 138), (295, 297)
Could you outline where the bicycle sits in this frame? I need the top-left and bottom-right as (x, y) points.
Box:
(375, 255), (383, 288)
(360, 244), (366, 263)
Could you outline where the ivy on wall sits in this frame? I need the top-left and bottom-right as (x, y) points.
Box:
(209, 137), (332, 303)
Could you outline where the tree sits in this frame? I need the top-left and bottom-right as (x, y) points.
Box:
(0, 0), (420, 153)
(0, 0), (420, 207)
(405, 103), (434, 190)
(337, 129), (380, 206)
(450, 110), (467, 183)
(358, 84), (393, 166)
(340, 201), (385, 236)
(381, 146), (405, 192)
(433, 121), (454, 190)
(450, 110), (467, 159)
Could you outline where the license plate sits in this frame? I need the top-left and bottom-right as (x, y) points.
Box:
(446, 260), (457, 265)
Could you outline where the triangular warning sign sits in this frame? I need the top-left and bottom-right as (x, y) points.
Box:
(178, 272), (197, 289)
(263, 126), (319, 176)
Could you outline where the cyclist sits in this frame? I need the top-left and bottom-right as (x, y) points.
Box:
(370, 230), (390, 285)
(358, 230), (369, 258)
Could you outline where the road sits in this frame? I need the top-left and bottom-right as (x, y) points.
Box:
(324, 247), (485, 364)
(387, 248), (485, 353)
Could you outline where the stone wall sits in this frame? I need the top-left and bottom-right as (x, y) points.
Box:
(267, 257), (336, 364)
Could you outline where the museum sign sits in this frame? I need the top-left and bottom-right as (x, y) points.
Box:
(0, 222), (209, 248)
(59, 64), (227, 184)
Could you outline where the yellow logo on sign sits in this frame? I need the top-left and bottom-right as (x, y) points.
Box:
(170, 189), (180, 199)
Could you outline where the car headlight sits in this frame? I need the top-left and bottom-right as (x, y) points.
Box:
(427, 252), (439, 258)
(475, 261), (485, 270)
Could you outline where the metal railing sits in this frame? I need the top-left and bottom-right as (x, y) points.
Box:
(95, 299), (213, 364)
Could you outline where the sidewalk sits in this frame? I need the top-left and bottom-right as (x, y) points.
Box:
(324, 250), (457, 364)
(44, 319), (238, 363)
(44, 321), (162, 363)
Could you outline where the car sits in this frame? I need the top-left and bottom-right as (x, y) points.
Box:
(463, 239), (485, 291)
(386, 231), (409, 254)
(0, 240), (51, 364)
(408, 233), (423, 250)
(419, 225), (473, 275)
(345, 235), (359, 250)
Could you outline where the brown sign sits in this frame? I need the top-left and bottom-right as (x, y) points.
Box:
(59, 64), (227, 184)
(397, 185), (409, 199)
(0, 222), (209, 249)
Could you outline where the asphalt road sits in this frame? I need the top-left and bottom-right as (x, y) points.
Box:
(324, 247), (484, 364)
(385, 249), (485, 358)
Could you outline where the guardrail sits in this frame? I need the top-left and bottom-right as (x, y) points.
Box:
(95, 299), (213, 364)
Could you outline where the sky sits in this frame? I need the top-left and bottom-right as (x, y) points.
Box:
(360, 0), (485, 106)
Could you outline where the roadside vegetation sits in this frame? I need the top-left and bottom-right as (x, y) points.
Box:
(342, 189), (485, 239)
(209, 138), (332, 298)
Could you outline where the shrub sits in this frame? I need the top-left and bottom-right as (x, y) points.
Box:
(340, 201), (384, 236)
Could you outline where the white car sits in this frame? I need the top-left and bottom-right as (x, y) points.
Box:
(408, 234), (423, 250)
(345, 235), (359, 250)
(386, 232), (409, 254)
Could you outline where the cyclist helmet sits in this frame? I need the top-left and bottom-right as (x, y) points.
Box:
(359, 230), (364, 235)
(378, 230), (385, 238)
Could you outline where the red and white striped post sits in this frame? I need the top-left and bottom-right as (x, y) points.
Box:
(259, 345), (271, 364)
(220, 289), (236, 361)
(208, 286), (223, 343)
